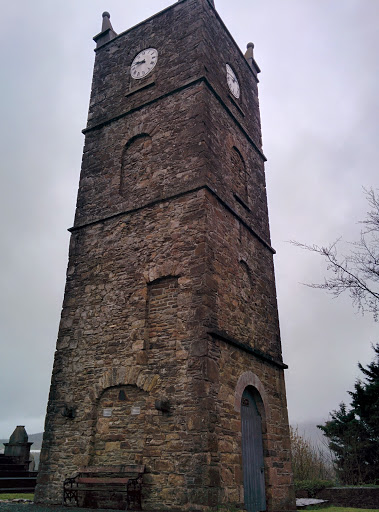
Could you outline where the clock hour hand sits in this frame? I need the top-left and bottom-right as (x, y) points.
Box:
(134, 59), (146, 65)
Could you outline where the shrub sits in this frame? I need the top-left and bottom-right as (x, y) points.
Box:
(294, 479), (334, 498)
(290, 426), (335, 482)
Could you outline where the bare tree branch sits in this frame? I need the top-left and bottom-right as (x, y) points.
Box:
(291, 189), (379, 320)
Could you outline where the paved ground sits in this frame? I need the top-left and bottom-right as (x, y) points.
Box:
(0, 505), (124, 512)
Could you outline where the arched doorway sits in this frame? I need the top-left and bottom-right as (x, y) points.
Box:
(241, 387), (266, 512)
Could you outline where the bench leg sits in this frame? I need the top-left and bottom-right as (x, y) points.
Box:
(127, 478), (142, 511)
(63, 487), (79, 507)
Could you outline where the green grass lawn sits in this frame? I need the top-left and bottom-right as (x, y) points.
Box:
(0, 493), (34, 500)
(310, 508), (379, 512)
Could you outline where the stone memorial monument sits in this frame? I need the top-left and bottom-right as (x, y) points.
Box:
(4, 426), (33, 467)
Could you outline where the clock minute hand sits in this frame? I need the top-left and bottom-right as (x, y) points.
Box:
(135, 59), (146, 65)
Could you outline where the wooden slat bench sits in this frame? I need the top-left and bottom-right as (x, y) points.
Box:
(63, 465), (145, 510)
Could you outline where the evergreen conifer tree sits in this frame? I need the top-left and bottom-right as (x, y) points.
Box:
(318, 344), (379, 484)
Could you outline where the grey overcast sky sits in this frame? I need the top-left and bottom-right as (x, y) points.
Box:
(0, 0), (378, 439)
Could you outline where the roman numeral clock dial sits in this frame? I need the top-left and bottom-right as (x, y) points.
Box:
(131, 48), (158, 79)
(226, 63), (240, 99)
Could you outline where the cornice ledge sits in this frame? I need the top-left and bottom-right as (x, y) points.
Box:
(208, 329), (288, 369)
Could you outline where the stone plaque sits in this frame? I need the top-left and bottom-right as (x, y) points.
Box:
(131, 406), (141, 415)
(103, 408), (112, 417)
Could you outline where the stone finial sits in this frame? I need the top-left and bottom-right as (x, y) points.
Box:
(4, 426), (33, 467)
(101, 12), (112, 32)
(244, 42), (261, 75)
(93, 11), (118, 49)
(245, 42), (255, 64)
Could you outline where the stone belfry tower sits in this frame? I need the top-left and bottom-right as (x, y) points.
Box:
(35, 1), (295, 511)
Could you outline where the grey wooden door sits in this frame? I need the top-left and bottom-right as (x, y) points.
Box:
(241, 388), (266, 512)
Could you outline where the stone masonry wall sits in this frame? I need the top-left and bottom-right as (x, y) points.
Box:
(36, 0), (295, 510)
(202, 86), (272, 246)
(203, 192), (295, 510)
(36, 187), (294, 510)
(86, 0), (204, 129)
(36, 189), (217, 509)
(204, 191), (281, 357)
(315, 487), (379, 509)
(75, 82), (207, 227)
(201, 2), (263, 151)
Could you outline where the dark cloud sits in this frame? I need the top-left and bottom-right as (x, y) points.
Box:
(1, 0), (378, 437)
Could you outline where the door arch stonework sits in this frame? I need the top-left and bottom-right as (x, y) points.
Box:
(234, 371), (269, 420)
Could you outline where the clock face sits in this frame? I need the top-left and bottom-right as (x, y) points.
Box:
(131, 48), (158, 80)
(226, 64), (240, 99)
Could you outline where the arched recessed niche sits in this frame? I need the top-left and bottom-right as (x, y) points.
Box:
(120, 133), (152, 198)
(231, 146), (248, 205)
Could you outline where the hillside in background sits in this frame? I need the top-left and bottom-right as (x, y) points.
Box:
(293, 420), (330, 454)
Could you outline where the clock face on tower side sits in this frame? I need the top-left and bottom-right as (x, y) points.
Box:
(226, 64), (240, 99)
(131, 48), (158, 80)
